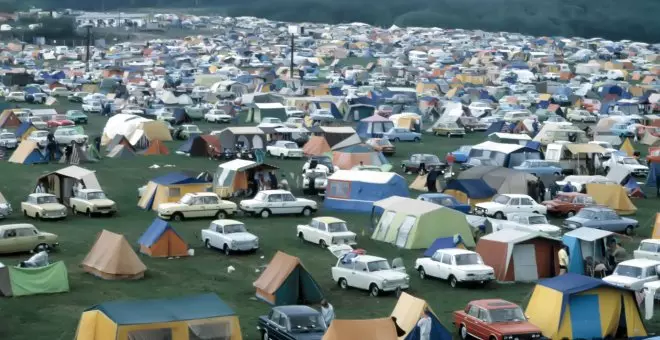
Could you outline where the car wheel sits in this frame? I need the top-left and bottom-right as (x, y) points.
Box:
(449, 275), (458, 288)
(205, 239), (211, 249)
(413, 137), (420, 143)
(23, 210), (27, 217)
(215, 210), (226, 219)
(393, 138), (400, 142)
(338, 278), (348, 289)
(279, 153), (284, 159)
(266, 150), (271, 156)
(302, 207), (312, 217)
(319, 240), (327, 249)
(71, 205), (77, 214)
(459, 325), (468, 340)
(262, 330), (269, 340)
(86, 208), (93, 217)
(566, 211), (576, 217)
(369, 284), (380, 297)
(172, 212), (184, 221)
(419, 267), (426, 280)
(260, 209), (270, 218)
(35, 212), (40, 220)
(298, 232), (304, 242)
(625, 225), (634, 236)
(494, 211), (504, 219)
(223, 244), (231, 256)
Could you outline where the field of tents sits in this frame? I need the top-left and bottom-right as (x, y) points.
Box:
(1, 106), (659, 340)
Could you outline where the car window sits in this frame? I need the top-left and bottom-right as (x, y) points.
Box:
(338, 260), (354, 269)
(441, 254), (452, 265)
(648, 266), (657, 277)
(2, 229), (17, 238)
(268, 194), (282, 203)
(269, 309), (280, 322)
(277, 314), (289, 329)
(354, 262), (367, 271)
(204, 196), (219, 204)
(509, 198), (520, 205)
(432, 252), (443, 262)
(16, 228), (36, 237)
(282, 194), (296, 202)
(478, 309), (490, 322)
(467, 305), (479, 318)
(606, 211), (620, 220)
(317, 222), (326, 231)
(520, 198), (533, 205)
(310, 219), (319, 229)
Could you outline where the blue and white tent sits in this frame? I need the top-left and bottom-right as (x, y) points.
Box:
(324, 170), (409, 213)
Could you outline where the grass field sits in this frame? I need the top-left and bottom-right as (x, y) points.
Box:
(0, 104), (659, 340)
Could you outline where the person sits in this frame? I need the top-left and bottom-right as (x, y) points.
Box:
(549, 182), (559, 199)
(537, 180), (546, 202)
(562, 181), (573, 193)
(279, 174), (290, 191)
(416, 309), (432, 340)
(268, 172), (277, 190)
(445, 152), (455, 167)
(426, 168), (440, 193)
(558, 245), (569, 275)
(607, 240), (628, 272)
(320, 299), (334, 327)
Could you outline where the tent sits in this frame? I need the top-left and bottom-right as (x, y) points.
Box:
(253, 251), (323, 305)
(70, 144), (98, 164)
(585, 183), (637, 215)
(525, 274), (647, 339)
(391, 292), (452, 340)
(318, 126), (359, 147)
(651, 213), (660, 239)
(216, 127), (266, 151)
(7, 140), (49, 164)
(332, 144), (391, 171)
(107, 144), (136, 158)
(562, 227), (615, 275)
(356, 114), (394, 139)
(442, 179), (497, 207)
(106, 135), (135, 152)
(0, 109), (21, 128)
(74, 294), (243, 340)
(620, 137), (635, 156)
(177, 135), (220, 157)
(101, 114), (171, 146)
(468, 141), (543, 168)
(213, 159), (278, 198)
(246, 103), (287, 123)
(138, 172), (213, 211)
(325, 171), (410, 213)
(141, 139), (169, 155)
(0, 261), (69, 297)
(647, 162), (660, 187)
(457, 166), (538, 194)
(138, 219), (189, 258)
(345, 104), (376, 121)
(322, 318), (398, 340)
(82, 230), (147, 280)
(35, 165), (102, 206)
(476, 229), (561, 282)
(15, 122), (37, 141)
(423, 236), (466, 257)
(303, 135), (332, 156)
(371, 196), (475, 248)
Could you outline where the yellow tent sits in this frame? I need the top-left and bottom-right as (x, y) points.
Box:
(619, 138), (635, 156)
(74, 294), (243, 340)
(651, 213), (660, 239)
(391, 293), (451, 339)
(137, 173), (212, 211)
(585, 183), (637, 215)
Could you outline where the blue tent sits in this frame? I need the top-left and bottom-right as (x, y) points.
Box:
(406, 312), (452, 340)
(647, 162), (660, 187)
(324, 171), (409, 213)
(15, 121), (35, 139)
(443, 179), (497, 199)
(423, 235), (465, 257)
(137, 218), (188, 257)
(485, 121), (508, 134)
(356, 115), (394, 139)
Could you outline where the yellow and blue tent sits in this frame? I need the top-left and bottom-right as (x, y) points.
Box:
(74, 293), (243, 340)
(526, 273), (647, 340)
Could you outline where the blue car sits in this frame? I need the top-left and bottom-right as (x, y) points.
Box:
(610, 123), (634, 138)
(563, 206), (639, 235)
(383, 127), (421, 142)
(513, 160), (562, 177)
(451, 145), (472, 163)
(417, 193), (471, 213)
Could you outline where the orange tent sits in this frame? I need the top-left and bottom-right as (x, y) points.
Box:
(0, 110), (21, 128)
(142, 139), (170, 155)
(303, 136), (331, 156)
(138, 218), (188, 257)
(652, 213), (660, 239)
(81, 230), (147, 280)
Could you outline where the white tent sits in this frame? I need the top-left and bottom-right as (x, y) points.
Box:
(159, 90), (179, 105)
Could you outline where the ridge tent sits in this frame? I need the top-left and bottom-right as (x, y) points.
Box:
(101, 114), (172, 146)
(371, 196), (475, 249)
(70, 144), (98, 164)
(620, 137), (635, 156)
(468, 141), (543, 168)
(216, 127), (266, 151)
(332, 144), (391, 171)
(74, 293), (243, 340)
(106, 134), (135, 153)
(585, 183), (637, 215)
(318, 126), (359, 148)
(246, 102), (287, 123)
(562, 227), (614, 275)
(391, 292), (452, 340)
(409, 173), (442, 193)
(322, 318), (397, 340)
(253, 251), (323, 305)
(138, 219), (188, 257)
(356, 114), (394, 139)
(8, 140), (52, 164)
(141, 139), (170, 155)
(476, 229), (561, 282)
(138, 172), (213, 211)
(345, 103), (376, 121)
(302, 135), (332, 156)
(525, 274), (647, 339)
(0, 109), (21, 128)
(81, 230), (147, 280)
(0, 261), (69, 297)
(107, 144), (135, 159)
(325, 170), (409, 213)
(213, 159), (279, 198)
(442, 179), (497, 208)
(15, 121), (37, 141)
(178, 134), (220, 157)
(34, 165), (102, 206)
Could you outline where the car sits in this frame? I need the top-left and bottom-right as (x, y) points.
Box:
(451, 146), (472, 163)
(158, 192), (237, 221)
(432, 122), (466, 137)
(417, 193), (471, 213)
(513, 160), (563, 177)
(49, 87), (71, 97)
(121, 105), (145, 116)
(401, 154), (445, 173)
(0, 131), (18, 149)
(468, 102), (493, 117)
(634, 239), (660, 261)
(297, 217), (357, 248)
(6, 91), (26, 102)
(309, 110), (335, 122)
(382, 127), (421, 142)
(285, 117), (305, 128)
(603, 259), (660, 291)
(69, 189), (117, 217)
(503, 111), (532, 123)
(365, 138), (395, 155)
(201, 219), (259, 255)
(563, 207), (639, 235)
(567, 109), (597, 123)
(610, 123), (635, 138)
(460, 157), (496, 170)
(204, 109), (231, 123)
(303, 156), (338, 174)
(239, 190), (317, 218)
(498, 213), (562, 238)
(544, 115), (569, 124)
(257, 306), (327, 340)
(267, 140), (304, 159)
(458, 116), (489, 132)
(53, 128), (88, 145)
(474, 194), (547, 219)
(415, 249), (494, 287)
(177, 124), (202, 140)
(27, 116), (49, 130)
(332, 253), (410, 297)
(453, 299), (543, 340)
(20, 193), (67, 220)
(0, 224), (58, 254)
(302, 168), (328, 193)
(603, 154), (649, 177)
(27, 130), (50, 147)
(285, 106), (306, 118)
(82, 101), (102, 113)
(46, 115), (75, 128)
(67, 92), (89, 103)
(646, 147), (660, 164)
(541, 192), (596, 217)
(260, 117), (283, 125)
(65, 110), (88, 124)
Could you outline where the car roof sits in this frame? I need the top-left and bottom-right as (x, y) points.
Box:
(618, 259), (660, 267)
(641, 239), (660, 245)
(556, 192), (588, 197)
(273, 305), (319, 316)
(435, 248), (475, 255)
(469, 299), (519, 310)
(506, 212), (544, 217)
(352, 255), (387, 262)
(79, 188), (103, 193)
(0, 224), (36, 231)
(581, 206), (613, 212)
(211, 219), (243, 226)
(259, 189), (293, 195)
(313, 216), (345, 224)
(185, 192), (219, 197)
(29, 193), (55, 197)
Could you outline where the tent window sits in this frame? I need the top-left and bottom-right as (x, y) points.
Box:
(128, 328), (173, 340)
(188, 320), (232, 340)
(377, 211), (396, 239)
(395, 215), (417, 248)
(327, 181), (350, 199)
(168, 187), (181, 197)
(373, 123), (384, 134)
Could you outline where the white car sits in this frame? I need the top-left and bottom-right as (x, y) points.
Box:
(260, 117), (283, 125)
(121, 106), (144, 115)
(302, 169), (328, 193)
(158, 192), (237, 221)
(285, 106), (305, 117)
(297, 217), (357, 248)
(53, 128), (88, 145)
(415, 249), (495, 287)
(603, 259), (660, 291)
(331, 254), (409, 297)
(503, 111), (532, 123)
(28, 116), (49, 130)
(6, 91), (26, 102)
(239, 190), (317, 218)
(567, 110), (597, 123)
(467, 102), (492, 117)
(266, 140), (304, 159)
(634, 239), (660, 261)
(498, 213), (562, 238)
(69, 189), (117, 216)
(604, 155), (649, 177)
(474, 194), (547, 219)
(49, 87), (71, 97)
(204, 109), (231, 123)
(82, 101), (102, 113)
(20, 193), (67, 220)
(0, 200), (12, 219)
(310, 110), (335, 121)
(157, 111), (175, 123)
(0, 131), (18, 149)
(27, 130), (50, 147)
(178, 124), (202, 139)
(201, 219), (259, 255)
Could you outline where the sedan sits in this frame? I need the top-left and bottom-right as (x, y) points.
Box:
(383, 127), (421, 142)
(432, 122), (466, 137)
(46, 115), (74, 128)
(513, 160), (562, 177)
(65, 110), (88, 124)
(257, 306), (326, 340)
(417, 193), (470, 213)
(563, 207), (639, 235)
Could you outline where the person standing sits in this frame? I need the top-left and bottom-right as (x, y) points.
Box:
(320, 299), (334, 327)
(537, 180), (546, 202)
(558, 245), (569, 275)
(417, 309), (432, 340)
(279, 174), (290, 191)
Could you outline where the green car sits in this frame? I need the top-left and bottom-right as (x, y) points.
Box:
(65, 110), (88, 124)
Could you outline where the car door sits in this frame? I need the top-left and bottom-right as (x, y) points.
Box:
(473, 308), (492, 339)
(519, 197), (535, 214)
(267, 194), (284, 214)
(353, 261), (371, 290)
(604, 211), (624, 232)
(16, 227), (39, 251)
(428, 251), (444, 278)
(204, 196), (220, 217)
(281, 194), (300, 214)
(508, 197), (521, 213)
(266, 310), (284, 340)
(186, 197), (204, 218)
(438, 253), (452, 279)
(464, 305), (483, 338)
(0, 229), (18, 253)
(316, 221), (328, 244)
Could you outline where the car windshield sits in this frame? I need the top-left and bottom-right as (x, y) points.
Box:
(289, 314), (326, 333)
(614, 265), (643, 278)
(37, 196), (58, 204)
(455, 254), (483, 265)
(575, 209), (597, 219)
(223, 224), (246, 233)
(493, 195), (510, 205)
(489, 307), (527, 323)
(87, 191), (106, 199)
(528, 216), (548, 224)
(423, 155), (440, 163)
(622, 158), (639, 165)
(639, 242), (660, 253)
(284, 143), (297, 149)
(328, 222), (348, 232)
(179, 194), (194, 205)
(367, 260), (391, 272)
(254, 192), (267, 201)
(34, 131), (48, 137)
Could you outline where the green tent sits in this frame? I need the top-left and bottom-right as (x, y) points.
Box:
(245, 103), (287, 123)
(253, 251), (323, 305)
(7, 261), (69, 297)
(371, 196), (476, 249)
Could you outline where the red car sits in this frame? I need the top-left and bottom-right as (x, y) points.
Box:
(454, 299), (542, 340)
(541, 192), (596, 217)
(46, 114), (74, 128)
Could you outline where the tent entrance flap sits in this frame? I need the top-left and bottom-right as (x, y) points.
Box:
(128, 327), (172, 340)
(569, 294), (602, 339)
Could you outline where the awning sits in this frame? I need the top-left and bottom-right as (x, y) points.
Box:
(565, 143), (606, 154)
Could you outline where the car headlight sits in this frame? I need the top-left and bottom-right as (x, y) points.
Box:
(382, 279), (389, 285)
(404, 275), (410, 282)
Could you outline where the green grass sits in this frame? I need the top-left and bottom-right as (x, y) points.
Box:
(0, 104), (659, 340)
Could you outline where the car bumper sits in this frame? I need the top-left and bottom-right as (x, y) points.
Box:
(381, 283), (410, 292)
(239, 207), (258, 214)
(460, 275), (495, 282)
(231, 244), (259, 252)
(40, 212), (67, 219)
(92, 207), (117, 214)
(0, 142), (17, 149)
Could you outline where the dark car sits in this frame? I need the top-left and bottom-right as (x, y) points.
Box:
(257, 305), (326, 340)
(402, 153), (446, 173)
